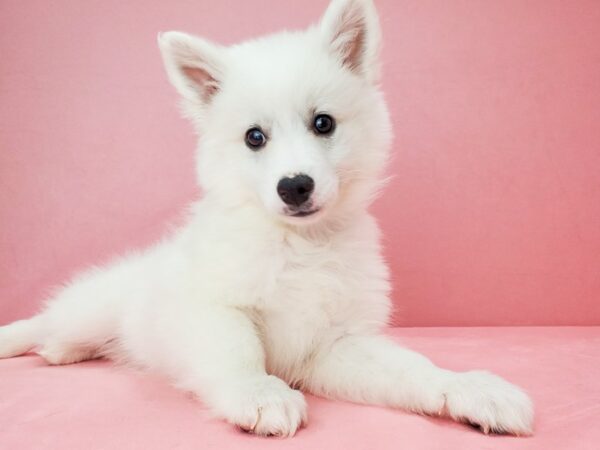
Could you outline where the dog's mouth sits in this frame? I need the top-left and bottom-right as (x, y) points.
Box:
(290, 208), (320, 218)
(281, 197), (329, 223)
(282, 204), (322, 221)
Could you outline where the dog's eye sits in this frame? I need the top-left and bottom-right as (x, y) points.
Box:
(245, 127), (267, 150)
(313, 114), (335, 135)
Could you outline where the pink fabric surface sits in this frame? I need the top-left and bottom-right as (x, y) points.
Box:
(1, 0), (599, 327)
(1, 327), (597, 449)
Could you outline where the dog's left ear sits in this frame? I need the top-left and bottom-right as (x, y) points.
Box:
(320, 0), (382, 83)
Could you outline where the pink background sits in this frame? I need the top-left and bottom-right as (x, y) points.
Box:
(1, 0), (599, 326)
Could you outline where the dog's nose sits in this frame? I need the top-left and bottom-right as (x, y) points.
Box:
(277, 174), (315, 207)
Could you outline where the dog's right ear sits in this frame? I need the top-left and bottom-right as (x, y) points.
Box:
(158, 31), (225, 104)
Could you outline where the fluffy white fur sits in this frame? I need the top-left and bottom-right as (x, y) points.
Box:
(0, 0), (533, 437)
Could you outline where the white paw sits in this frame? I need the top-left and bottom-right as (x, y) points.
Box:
(443, 370), (534, 435)
(221, 375), (307, 437)
(38, 342), (95, 365)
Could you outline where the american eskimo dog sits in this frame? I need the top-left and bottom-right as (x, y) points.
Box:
(0, 0), (533, 437)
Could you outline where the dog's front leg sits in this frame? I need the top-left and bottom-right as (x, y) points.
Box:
(168, 305), (306, 437)
(305, 334), (533, 435)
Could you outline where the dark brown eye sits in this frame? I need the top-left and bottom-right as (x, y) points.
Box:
(245, 127), (266, 150)
(313, 114), (335, 135)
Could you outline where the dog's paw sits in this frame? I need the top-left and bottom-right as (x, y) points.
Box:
(443, 370), (533, 436)
(223, 375), (307, 437)
(38, 342), (96, 365)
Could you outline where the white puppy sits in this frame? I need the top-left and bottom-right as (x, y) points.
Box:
(0, 0), (533, 437)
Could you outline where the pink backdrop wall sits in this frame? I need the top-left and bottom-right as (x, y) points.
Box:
(1, 0), (599, 326)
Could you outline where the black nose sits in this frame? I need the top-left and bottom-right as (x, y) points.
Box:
(277, 174), (315, 207)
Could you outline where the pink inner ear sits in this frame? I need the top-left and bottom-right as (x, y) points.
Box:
(331, 15), (367, 74)
(340, 26), (365, 72)
(182, 66), (219, 101)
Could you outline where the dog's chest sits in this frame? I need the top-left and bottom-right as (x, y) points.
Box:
(255, 233), (376, 378)
(261, 233), (350, 318)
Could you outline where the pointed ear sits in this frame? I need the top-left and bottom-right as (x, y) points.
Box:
(158, 31), (225, 104)
(319, 0), (382, 83)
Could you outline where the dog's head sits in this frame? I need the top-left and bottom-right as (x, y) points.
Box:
(159, 0), (391, 228)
